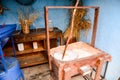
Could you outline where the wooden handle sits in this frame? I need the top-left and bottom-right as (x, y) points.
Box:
(62, 0), (79, 59)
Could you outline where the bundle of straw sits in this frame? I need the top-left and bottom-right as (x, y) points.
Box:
(28, 12), (39, 24)
(18, 9), (39, 34)
(63, 9), (91, 41)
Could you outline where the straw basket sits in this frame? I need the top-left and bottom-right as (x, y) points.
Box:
(21, 20), (31, 34)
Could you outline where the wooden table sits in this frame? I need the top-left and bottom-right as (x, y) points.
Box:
(50, 42), (112, 80)
(4, 27), (63, 68)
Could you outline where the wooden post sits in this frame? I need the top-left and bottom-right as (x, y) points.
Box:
(44, 7), (51, 69)
(91, 7), (99, 47)
(94, 57), (104, 80)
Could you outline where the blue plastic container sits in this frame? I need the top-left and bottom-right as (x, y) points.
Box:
(0, 24), (24, 80)
(0, 24), (16, 48)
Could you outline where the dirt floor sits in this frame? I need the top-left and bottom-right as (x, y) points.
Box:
(22, 63), (85, 80)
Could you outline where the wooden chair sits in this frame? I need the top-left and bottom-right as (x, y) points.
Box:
(0, 24), (24, 80)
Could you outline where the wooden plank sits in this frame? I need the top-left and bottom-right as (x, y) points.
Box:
(44, 7), (51, 69)
(17, 52), (48, 68)
(16, 41), (45, 55)
(91, 7), (99, 47)
(13, 27), (62, 43)
(46, 6), (99, 9)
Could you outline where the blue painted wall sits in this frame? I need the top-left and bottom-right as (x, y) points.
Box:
(0, 0), (74, 31)
(1, 0), (119, 80)
(83, 0), (120, 80)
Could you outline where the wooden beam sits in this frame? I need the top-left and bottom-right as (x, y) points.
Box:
(44, 7), (51, 69)
(46, 6), (99, 9)
(91, 7), (99, 47)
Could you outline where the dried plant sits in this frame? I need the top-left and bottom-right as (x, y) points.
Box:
(63, 9), (91, 41)
(18, 9), (39, 34)
(28, 12), (39, 24)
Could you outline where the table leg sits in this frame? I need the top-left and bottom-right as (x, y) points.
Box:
(64, 67), (72, 80)
(0, 43), (7, 72)
(94, 58), (104, 80)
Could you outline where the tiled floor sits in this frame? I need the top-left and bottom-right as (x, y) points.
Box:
(22, 63), (85, 80)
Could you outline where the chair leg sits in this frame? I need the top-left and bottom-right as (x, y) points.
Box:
(21, 70), (25, 80)
(94, 58), (104, 80)
(64, 67), (72, 80)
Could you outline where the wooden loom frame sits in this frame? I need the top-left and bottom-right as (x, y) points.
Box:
(44, 6), (99, 69)
(44, 6), (111, 80)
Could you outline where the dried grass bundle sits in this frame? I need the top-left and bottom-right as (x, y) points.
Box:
(29, 12), (39, 23)
(18, 9), (39, 34)
(64, 9), (91, 41)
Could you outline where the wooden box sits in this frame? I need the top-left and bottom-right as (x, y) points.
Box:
(50, 42), (111, 80)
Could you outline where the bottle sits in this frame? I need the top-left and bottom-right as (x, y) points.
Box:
(48, 20), (54, 31)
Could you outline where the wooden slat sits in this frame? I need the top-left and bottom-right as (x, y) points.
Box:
(16, 47), (46, 55)
(44, 7), (51, 69)
(46, 6), (99, 9)
(13, 27), (62, 43)
(17, 52), (48, 68)
(91, 8), (99, 47)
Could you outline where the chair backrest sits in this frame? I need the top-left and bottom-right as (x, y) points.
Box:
(0, 24), (17, 72)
